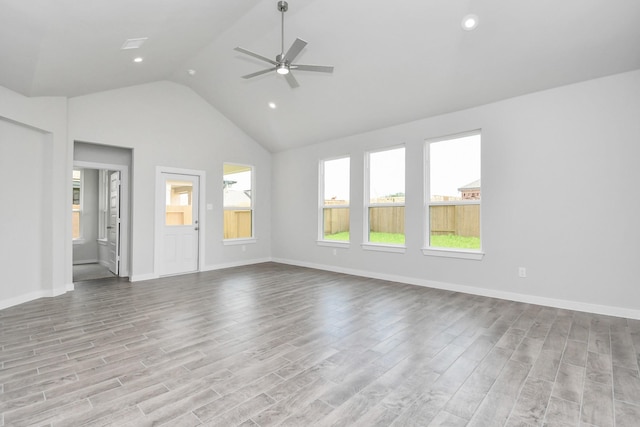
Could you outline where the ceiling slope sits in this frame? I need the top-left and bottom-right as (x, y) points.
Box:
(2, 0), (640, 152)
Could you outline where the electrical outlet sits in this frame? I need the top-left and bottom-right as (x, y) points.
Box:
(518, 267), (527, 278)
(333, 249), (337, 256)
(242, 245), (246, 252)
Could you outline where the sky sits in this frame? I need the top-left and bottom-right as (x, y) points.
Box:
(323, 133), (481, 202)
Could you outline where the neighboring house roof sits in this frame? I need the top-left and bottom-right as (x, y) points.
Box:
(458, 179), (481, 192)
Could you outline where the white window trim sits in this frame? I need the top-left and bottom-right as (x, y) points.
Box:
(361, 243), (406, 254)
(423, 130), (483, 260)
(223, 163), (255, 242)
(364, 145), (406, 249)
(318, 156), (351, 246)
(223, 238), (257, 245)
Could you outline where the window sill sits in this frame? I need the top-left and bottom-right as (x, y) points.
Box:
(361, 243), (406, 254)
(73, 239), (85, 245)
(317, 240), (350, 249)
(223, 238), (257, 246)
(421, 247), (484, 260)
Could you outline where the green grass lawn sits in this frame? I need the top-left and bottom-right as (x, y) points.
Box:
(324, 231), (480, 249)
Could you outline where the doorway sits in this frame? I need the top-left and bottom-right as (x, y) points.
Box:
(73, 141), (132, 283)
(72, 163), (130, 282)
(155, 167), (205, 277)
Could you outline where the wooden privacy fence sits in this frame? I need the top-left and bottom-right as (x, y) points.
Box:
(323, 204), (480, 237)
(324, 208), (350, 235)
(224, 210), (252, 239)
(430, 204), (480, 237)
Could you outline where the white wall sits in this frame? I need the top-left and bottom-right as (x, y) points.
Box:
(68, 81), (272, 280)
(0, 86), (70, 309)
(272, 70), (640, 319)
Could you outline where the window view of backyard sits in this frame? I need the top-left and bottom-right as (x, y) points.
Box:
(72, 169), (81, 239)
(321, 157), (350, 241)
(223, 164), (253, 239)
(428, 133), (481, 250)
(367, 147), (405, 245)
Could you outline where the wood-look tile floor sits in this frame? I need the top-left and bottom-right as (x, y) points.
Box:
(2, 263), (639, 426)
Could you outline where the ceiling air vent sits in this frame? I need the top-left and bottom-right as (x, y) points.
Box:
(121, 38), (148, 50)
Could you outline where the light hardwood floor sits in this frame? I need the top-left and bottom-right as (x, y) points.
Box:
(1, 262), (639, 426)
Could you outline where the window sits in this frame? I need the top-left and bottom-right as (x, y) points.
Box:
(425, 132), (482, 258)
(72, 169), (82, 240)
(365, 146), (405, 249)
(319, 156), (350, 242)
(223, 164), (253, 240)
(165, 180), (194, 225)
(98, 170), (109, 240)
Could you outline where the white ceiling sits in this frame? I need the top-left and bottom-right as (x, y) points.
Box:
(2, 0), (639, 152)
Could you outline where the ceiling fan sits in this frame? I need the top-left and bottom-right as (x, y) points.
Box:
(234, 1), (334, 88)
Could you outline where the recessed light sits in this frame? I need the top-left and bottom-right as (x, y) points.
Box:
(187, 69), (197, 76)
(121, 38), (148, 50)
(461, 14), (479, 31)
(133, 57), (144, 63)
(268, 102), (277, 109)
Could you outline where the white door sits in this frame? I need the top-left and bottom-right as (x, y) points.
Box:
(107, 171), (120, 275)
(161, 173), (199, 276)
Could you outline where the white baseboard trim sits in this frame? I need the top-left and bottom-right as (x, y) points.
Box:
(73, 259), (99, 265)
(130, 273), (159, 282)
(202, 257), (273, 272)
(272, 258), (640, 320)
(0, 285), (72, 311)
(0, 291), (47, 310)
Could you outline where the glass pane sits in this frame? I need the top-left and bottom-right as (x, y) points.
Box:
(72, 211), (80, 239)
(224, 210), (252, 239)
(323, 207), (349, 241)
(165, 180), (193, 225)
(323, 157), (350, 204)
(429, 134), (481, 202)
(224, 165), (252, 208)
(369, 206), (405, 244)
(369, 147), (405, 204)
(429, 205), (480, 249)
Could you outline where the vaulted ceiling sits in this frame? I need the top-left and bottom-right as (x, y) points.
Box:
(2, 0), (639, 152)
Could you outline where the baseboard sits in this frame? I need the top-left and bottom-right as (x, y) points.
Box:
(202, 257), (273, 272)
(130, 273), (159, 282)
(0, 285), (71, 311)
(73, 259), (99, 265)
(272, 258), (640, 320)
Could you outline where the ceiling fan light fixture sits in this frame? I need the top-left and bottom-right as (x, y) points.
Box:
(276, 63), (290, 75)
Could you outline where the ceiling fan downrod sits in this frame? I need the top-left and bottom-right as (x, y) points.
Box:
(278, 1), (288, 57)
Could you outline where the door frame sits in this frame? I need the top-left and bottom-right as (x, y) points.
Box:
(73, 161), (130, 277)
(154, 166), (206, 278)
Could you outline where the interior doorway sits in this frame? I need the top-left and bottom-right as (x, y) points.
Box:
(73, 141), (132, 283)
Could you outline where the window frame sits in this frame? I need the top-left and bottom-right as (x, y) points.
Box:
(423, 130), (484, 260)
(317, 155), (351, 248)
(362, 145), (406, 253)
(223, 163), (256, 245)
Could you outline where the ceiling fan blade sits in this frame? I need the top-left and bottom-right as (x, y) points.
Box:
(291, 64), (334, 73)
(242, 68), (276, 79)
(234, 47), (277, 65)
(282, 38), (307, 63)
(284, 72), (299, 88)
